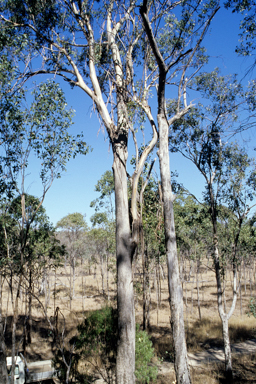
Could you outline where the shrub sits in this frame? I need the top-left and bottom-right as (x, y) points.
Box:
(76, 306), (117, 383)
(76, 306), (158, 383)
(135, 324), (158, 383)
(248, 297), (256, 318)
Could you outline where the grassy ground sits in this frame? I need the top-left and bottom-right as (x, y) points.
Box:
(2, 261), (256, 383)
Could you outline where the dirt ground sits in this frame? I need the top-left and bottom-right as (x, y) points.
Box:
(2, 259), (256, 383)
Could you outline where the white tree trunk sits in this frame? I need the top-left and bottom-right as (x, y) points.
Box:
(158, 114), (191, 384)
(113, 144), (135, 384)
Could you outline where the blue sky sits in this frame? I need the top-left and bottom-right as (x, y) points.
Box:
(22, 6), (256, 227)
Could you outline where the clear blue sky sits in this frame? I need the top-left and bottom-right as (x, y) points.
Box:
(23, 6), (255, 227)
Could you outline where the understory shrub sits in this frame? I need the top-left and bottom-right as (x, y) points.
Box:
(135, 324), (158, 383)
(75, 306), (158, 383)
(248, 297), (256, 318)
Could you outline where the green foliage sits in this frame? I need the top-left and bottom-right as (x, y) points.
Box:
(135, 324), (158, 384)
(75, 306), (117, 383)
(90, 171), (116, 257)
(56, 213), (88, 232)
(8, 194), (48, 226)
(90, 170), (115, 219)
(76, 306), (117, 360)
(174, 193), (212, 259)
(75, 307), (158, 383)
(0, 78), (90, 203)
(248, 297), (256, 318)
(0, 194), (64, 277)
(141, 177), (165, 259)
(225, 0), (256, 57)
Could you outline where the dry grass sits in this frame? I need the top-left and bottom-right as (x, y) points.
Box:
(190, 353), (256, 384)
(2, 260), (256, 383)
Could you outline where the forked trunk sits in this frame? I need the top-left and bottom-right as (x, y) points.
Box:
(213, 239), (236, 380)
(113, 144), (135, 384)
(158, 114), (191, 384)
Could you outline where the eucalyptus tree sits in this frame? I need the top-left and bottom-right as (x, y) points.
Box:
(5, 195), (64, 345)
(0, 74), (88, 383)
(226, 0), (256, 65)
(90, 171), (116, 300)
(56, 213), (88, 309)
(174, 194), (212, 320)
(0, 1), (222, 382)
(0, 3), (158, 381)
(130, 166), (163, 331)
(90, 170), (115, 223)
(168, 70), (256, 378)
(139, 2), (220, 382)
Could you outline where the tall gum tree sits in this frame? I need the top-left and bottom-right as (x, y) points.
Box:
(168, 70), (256, 379)
(0, 75), (88, 384)
(139, 1), (219, 383)
(0, 2), (158, 382)
(56, 213), (88, 309)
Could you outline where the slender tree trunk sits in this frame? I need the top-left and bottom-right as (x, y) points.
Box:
(159, 260), (162, 306)
(240, 272), (243, 316)
(254, 259), (256, 296)
(69, 264), (72, 311)
(143, 246), (150, 330)
(142, 233), (146, 330)
(11, 276), (22, 384)
(0, 275), (8, 384)
(213, 240), (237, 381)
(142, 225), (150, 330)
(101, 254), (105, 295)
(156, 259), (159, 327)
(191, 272), (194, 315)
(196, 261), (201, 322)
(243, 258), (246, 295)
(72, 262), (75, 300)
(27, 268), (32, 345)
(107, 253), (110, 302)
(222, 316), (232, 380)
(113, 144), (135, 384)
(145, 248), (151, 330)
(54, 269), (56, 315)
(158, 114), (191, 384)
(249, 256), (252, 297)
(0, 320), (7, 384)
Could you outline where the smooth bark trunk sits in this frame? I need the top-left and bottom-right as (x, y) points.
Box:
(113, 144), (135, 384)
(222, 317), (232, 381)
(0, 276), (8, 384)
(213, 240), (237, 380)
(27, 268), (32, 345)
(107, 253), (110, 302)
(158, 114), (191, 384)
(143, 247), (150, 330)
(196, 264), (201, 321)
(0, 322), (7, 384)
